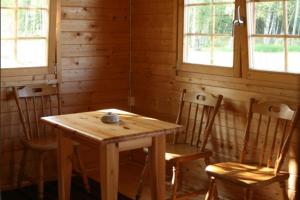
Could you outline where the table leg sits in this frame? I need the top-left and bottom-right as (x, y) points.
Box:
(99, 143), (119, 200)
(149, 135), (166, 200)
(57, 131), (73, 200)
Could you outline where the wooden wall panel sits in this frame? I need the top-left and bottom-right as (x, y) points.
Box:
(131, 0), (300, 199)
(0, 0), (130, 190)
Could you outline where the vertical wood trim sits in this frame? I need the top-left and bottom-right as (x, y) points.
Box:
(283, 0), (288, 71)
(240, 0), (250, 79)
(99, 143), (119, 200)
(233, 0), (241, 77)
(55, 0), (62, 82)
(48, 0), (58, 74)
(177, 0), (184, 68)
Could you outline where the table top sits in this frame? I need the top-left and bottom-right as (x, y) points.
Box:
(41, 109), (182, 144)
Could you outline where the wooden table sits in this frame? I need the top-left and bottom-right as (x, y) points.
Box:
(41, 109), (182, 200)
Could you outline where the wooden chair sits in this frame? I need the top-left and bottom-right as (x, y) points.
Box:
(14, 84), (90, 199)
(136, 89), (223, 200)
(205, 98), (299, 200)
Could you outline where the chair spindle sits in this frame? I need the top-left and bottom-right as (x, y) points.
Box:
(190, 104), (199, 145)
(267, 118), (280, 167)
(184, 102), (192, 143)
(33, 96), (40, 138)
(277, 120), (288, 161)
(49, 95), (53, 115)
(25, 97), (33, 139)
(196, 106), (206, 147)
(251, 114), (262, 161)
(41, 96), (46, 137)
(259, 116), (271, 167)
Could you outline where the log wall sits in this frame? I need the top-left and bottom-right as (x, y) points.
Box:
(130, 0), (300, 199)
(1, 0), (299, 199)
(0, 0), (130, 189)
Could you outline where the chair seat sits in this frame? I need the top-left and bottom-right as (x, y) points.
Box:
(205, 162), (289, 188)
(23, 136), (79, 151)
(165, 143), (212, 162)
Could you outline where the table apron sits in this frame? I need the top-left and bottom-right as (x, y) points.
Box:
(118, 137), (152, 152)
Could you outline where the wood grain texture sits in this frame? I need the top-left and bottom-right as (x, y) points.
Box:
(130, 0), (300, 199)
(41, 109), (182, 144)
(1, 0), (130, 190)
(45, 109), (180, 200)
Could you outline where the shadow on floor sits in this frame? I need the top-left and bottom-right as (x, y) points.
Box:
(1, 177), (132, 200)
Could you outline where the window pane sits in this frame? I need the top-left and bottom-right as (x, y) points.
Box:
(1, 0), (16, 7)
(214, 0), (234, 2)
(17, 39), (47, 67)
(288, 38), (300, 73)
(183, 1), (234, 67)
(186, 0), (211, 4)
(19, 0), (48, 8)
(184, 36), (211, 65)
(253, 1), (284, 35)
(1, 9), (15, 38)
(1, 40), (15, 68)
(185, 6), (212, 34)
(18, 9), (48, 37)
(250, 37), (285, 72)
(288, 0), (300, 35)
(215, 4), (234, 34)
(213, 36), (233, 67)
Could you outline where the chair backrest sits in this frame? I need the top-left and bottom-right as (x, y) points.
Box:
(240, 98), (299, 174)
(173, 89), (223, 151)
(14, 84), (61, 141)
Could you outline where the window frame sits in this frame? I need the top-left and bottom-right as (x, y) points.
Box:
(241, 0), (300, 84)
(177, 0), (300, 84)
(177, 0), (241, 77)
(1, 0), (57, 77)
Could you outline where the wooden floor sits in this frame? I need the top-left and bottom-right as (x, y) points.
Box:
(1, 176), (131, 200)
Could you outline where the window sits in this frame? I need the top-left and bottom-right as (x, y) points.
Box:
(247, 0), (300, 73)
(183, 0), (235, 67)
(1, 0), (56, 71)
(178, 0), (300, 81)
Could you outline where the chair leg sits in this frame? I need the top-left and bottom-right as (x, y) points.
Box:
(18, 148), (28, 188)
(135, 153), (150, 200)
(74, 147), (90, 192)
(279, 181), (288, 200)
(177, 163), (183, 191)
(205, 177), (217, 200)
(38, 153), (46, 200)
(204, 157), (211, 165)
(243, 188), (253, 200)
(171, 162), (180, 200)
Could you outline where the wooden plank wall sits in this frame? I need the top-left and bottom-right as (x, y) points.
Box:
(130, 0), (300, 199)
(0, 0), (130, 189)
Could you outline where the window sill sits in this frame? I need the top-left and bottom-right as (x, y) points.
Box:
(179, 63), (235, 77)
